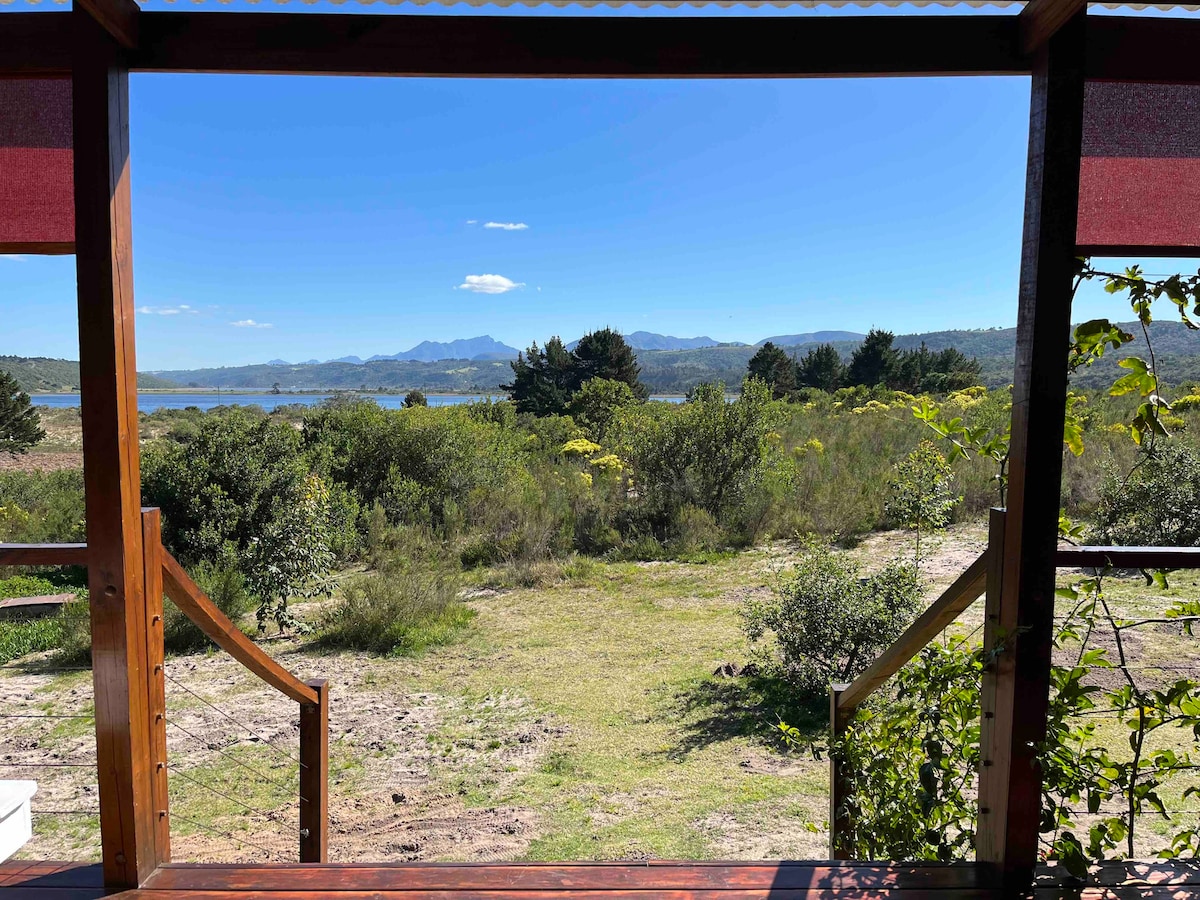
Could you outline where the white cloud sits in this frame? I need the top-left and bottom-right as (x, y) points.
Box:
(230, 319), (273, 328)
(1, 255), (25, 262)
(466, 219), (478, 225)
(138, 304), (197, 316)
(483, 222), (529, 231)
(456, 274), (525, 295)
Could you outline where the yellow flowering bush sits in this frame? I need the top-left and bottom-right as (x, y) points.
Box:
(590, 454), (625, 473)
(561, 438), (603, 457)
(851, 400), (891, 415)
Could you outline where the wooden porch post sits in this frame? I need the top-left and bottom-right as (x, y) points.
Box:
(73, 6), (158, 888)
(976, 11), (1086, 891)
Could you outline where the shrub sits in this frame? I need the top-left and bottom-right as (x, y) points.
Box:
(667, 504), (722, 556)
(0, 469), (85, 543)
(1092, 441), (1200, 546)
(741, 547), (922, 699)
(616, 379), (784, 532)
(314, 566), (471, 655)
(0, 616), (66, 664)
(142, 409), (338, 631)
(568, 377), (637, 441)
(163, 563), (255, 654)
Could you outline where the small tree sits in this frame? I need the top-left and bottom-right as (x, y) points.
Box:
(885, 440), (961, 564)
(502, 337), (576, 416)
(747, 342), (796, 400)
(0, 370), (45, 455)
(568, 377), (636, 441)
(572, 328), (649, 400)
(403, 389), (428, 408)
(796, 343), (844, 392)
(741, 545), (921, 700)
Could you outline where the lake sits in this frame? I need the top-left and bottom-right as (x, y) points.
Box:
(32, 392), (686, 413)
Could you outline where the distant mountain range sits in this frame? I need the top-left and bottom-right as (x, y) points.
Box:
(15, 321), (1200, 397)
(264, 331), (865, 367)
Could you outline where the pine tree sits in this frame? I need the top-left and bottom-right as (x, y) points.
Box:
(502, 337), (575, 415)
(747, 341), (797, 399)
(796, 343), (845, 392)
(571, 328), (649, 400)
(846, 328), (899, 387)
(0, 370), (45, 455)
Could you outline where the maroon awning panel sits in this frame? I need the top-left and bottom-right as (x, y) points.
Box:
(0, 78), (74, 254)
(1078, 81), (1200, 256)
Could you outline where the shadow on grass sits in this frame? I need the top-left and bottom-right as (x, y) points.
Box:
(664, 669), (827, 760)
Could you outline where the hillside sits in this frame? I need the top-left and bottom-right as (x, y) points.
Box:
(0, 356), (178, 393)
(11, 320), (1200, 398)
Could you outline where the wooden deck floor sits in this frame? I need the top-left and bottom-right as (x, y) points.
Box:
(2, 860), (1197, 900)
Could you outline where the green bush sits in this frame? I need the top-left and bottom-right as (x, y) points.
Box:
(163, 563), (255, 654)
(0, 616), (66, 664)
(741, 547), (922, 699)
(314, 566), (472, 655)
(142, 409), (338, 630)
(0, 469), (85, 543)
(1092, 441), (1200, 546)
(616, 379), (783, 532)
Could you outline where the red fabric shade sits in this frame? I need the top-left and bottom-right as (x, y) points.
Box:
(0, 78), (74, 253)
(1077, 81), (1200, 255)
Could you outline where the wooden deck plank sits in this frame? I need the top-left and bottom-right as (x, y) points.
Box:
(0, 863), (105, 889)
(144, 864), (983, 892)
(116, 891), (1002, 900)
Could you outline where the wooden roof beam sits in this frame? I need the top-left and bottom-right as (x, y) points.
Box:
(76, 0), (141, 50)
(1020, 0), (1086, 54)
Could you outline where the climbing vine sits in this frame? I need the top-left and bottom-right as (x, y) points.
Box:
(816, 262), (1200, 873)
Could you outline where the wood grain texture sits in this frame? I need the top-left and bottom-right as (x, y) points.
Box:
(160, 550), (318, 706)
(299, 679), (329, 864)
(141, 509), (171, 867)
(0, 543), (88, 566)
(143, 863), (986, 892)
(981, 12), (1087, 893)
(75, 0), (140, 51)
(72, 7), (156, 889)
(837, 551), (988, 714)
(1019, 0), (1086, 55)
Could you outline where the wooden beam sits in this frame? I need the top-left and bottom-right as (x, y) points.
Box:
(837, 550), (989, 714)
(299, 679), (330, 864)
(10, 13), (1200, 82)
(976, 11), (1086, 892)
(160, 550), (319, 705)
(76, 0), (140, 51)
(140, 509), (171, 869)
(1057, 546), (1200, 569)
(1020, 0), (1086, 55)
(0, 543), (89, 567)
(132, 13), (1025, 78)
(72, 7), (157, 889)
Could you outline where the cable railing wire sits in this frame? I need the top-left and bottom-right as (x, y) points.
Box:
(162, 667), (305, 768)
(165, 718), (298, 794)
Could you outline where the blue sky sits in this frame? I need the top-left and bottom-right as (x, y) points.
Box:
(2, 10), (1196, 370)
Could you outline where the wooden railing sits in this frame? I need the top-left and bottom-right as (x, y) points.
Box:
(829, 507), (1200, 860)
(0, 507), (329, 865)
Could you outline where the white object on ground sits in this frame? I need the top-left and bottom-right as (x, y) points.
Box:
(0, 781), (36, 863)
